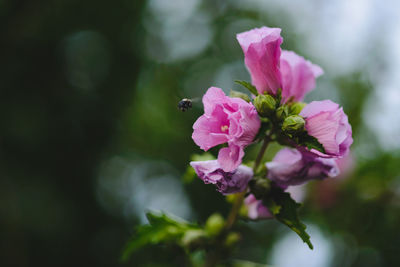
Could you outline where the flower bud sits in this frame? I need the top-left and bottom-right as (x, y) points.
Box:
(205, 213), (225, 236)
(289, 102), (306, 115)
(276, 105), (289, 121)
(225, 232), (241, 247)
(230, 90), (251, 102)
(254, 94), (276, 117)
(282, 115), (305, 135)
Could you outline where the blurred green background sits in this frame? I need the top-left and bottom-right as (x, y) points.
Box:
(1, 0), (400, 266)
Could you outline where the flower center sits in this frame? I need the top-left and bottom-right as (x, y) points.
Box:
(221, 125), (229, 132)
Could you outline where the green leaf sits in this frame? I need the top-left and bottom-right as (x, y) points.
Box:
(263, 196), (281, 215)
(298, 133), (326, 154)
(235, 80), (258, 96)
(121, 212), (199, 261)
(230, 90), (251, 102)
(263, 187), (313, 249)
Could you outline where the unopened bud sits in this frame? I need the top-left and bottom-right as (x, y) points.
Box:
(282, 115), (305, 135)
(254, 94), (276, 117)
(225, 232), (241, 247)
(205, 213), (225, 236)
(289, 102), (306, 115)
(276, 105), (289, 121)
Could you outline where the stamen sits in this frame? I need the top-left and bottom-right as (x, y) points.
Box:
(221, 125), (229, 132)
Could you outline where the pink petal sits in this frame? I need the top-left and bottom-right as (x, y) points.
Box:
(304, 112), (340, 155)
(280, 50), (323, 102)
(202, 87), (227, 115)
(218, 144), (245, 172)
(192, 113), (229, 151)
(236, 103), (261, 146)
(300, 100), (339, 118)
(237, 27), (283, 95)
(190, 160), (222, 184)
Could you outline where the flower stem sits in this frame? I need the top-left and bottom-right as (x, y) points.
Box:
(205, 136), (272, 266)
(253, 135), (271, 173)
(224, 135), (271, 231)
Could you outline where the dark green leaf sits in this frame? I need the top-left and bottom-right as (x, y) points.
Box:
(263, 196), (281, 215)
(299, 134), (326, 154)
(235, 80), (258, 96)
(263, 187), (313, 249)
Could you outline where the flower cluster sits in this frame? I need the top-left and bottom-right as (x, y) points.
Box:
(190, 26), (353, 220)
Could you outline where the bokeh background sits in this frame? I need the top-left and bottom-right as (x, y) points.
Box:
(1, 0), (400, 266)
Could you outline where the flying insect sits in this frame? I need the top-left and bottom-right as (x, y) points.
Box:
(178, 98), (200, 112)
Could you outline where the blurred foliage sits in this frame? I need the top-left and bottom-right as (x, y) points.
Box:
(1, 0), (400, 267)
(122, 212), (201, 263)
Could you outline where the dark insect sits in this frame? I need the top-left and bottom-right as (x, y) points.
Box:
(178, 98), (193, 112)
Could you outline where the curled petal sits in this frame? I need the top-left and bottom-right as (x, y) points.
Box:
(190, 160), (253, 195)
(237, 27), (283, 95)
(266, 148), (340, 187)
(300, 100), (353, 157)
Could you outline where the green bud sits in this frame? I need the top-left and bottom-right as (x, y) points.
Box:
(205, 213), (225, 236)
(230, 90), (251, 102)
(224, 232), (241, 247)
(289, 102), (306, 115)
(249, 177), (271, 199)
(276, 105), (289, 121)
(282, 115), (305, 135)
(254, 94), (276, 117)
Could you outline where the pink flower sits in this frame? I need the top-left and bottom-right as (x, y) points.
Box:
(244, 194), (272, 219)
(266, 148), (339, 188)
(192, 87), (261, 172)
(237, 27), (283, 96)
(300, 100), (353, 158)
(237, 27), (323, 101)
(190, 160), (253, 195)
(280, 51), (323, 102)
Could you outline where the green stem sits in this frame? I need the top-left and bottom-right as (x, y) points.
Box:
(253, 135), (271, 173)
(223, 135), (271, 231)
(205, 136), (272, 266)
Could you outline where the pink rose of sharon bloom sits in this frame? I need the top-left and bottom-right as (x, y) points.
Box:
(192, 87), (261, 172)
(190, 160), (253, 195)
(237, 27), (323, 101)
(300, 100), (353, 158)
(244, 194), (272, 219)
(266, 148), (339, 188)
